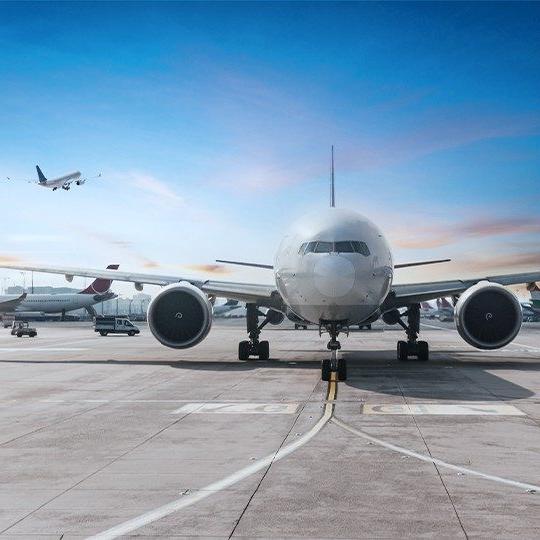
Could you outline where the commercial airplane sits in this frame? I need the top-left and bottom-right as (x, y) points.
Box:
(212, 299), (243, 317)
(6, 166), (102, 191)
(0, 265), (118, 319)
(2, 155), (538, 381)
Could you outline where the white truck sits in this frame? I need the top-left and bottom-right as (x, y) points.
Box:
(94, 316), (140, 336)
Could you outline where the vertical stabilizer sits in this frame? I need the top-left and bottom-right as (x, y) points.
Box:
(330, 145), (335, 208)
(79, 264), (119, 294)
(36, 165), (47, 183)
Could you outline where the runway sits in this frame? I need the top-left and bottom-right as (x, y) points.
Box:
(0, 320), (539, 538)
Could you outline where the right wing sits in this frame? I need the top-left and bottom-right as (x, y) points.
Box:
(0, 292), (27, 313)
(0, 264), (283, 309)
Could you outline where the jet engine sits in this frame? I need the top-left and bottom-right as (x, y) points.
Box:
(147, 282), (212, 349)
(455, 281), (522, 350)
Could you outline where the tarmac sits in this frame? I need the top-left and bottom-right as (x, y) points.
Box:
(0, 319), (539, 539)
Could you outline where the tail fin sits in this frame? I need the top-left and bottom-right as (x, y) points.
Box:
(79, 264), (119, 294)
(36, 165), (47, 183)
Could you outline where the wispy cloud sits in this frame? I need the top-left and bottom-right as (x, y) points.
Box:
(112, 171), (185, 207)
(392, 216), (540, 249)
(0, 254), (22, 264)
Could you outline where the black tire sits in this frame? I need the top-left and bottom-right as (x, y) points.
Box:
(238, 340), (250, 361)
(258, 340), (269, 361)
(337, 358), (347, 381)
(397, 340), (408, 362)
(294, 324), (299, 330)
(99, 331), (107, 336)
(417, 341), (429, 362)
(29, 333), (36, 338)
(321, 359), (331, 381)
(128, 331), (135, 337)
(17, 333), (22, 338)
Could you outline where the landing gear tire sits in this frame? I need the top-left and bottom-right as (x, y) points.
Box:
(397, 340), (408, 362)
(417, 340), (429, 362)
(321, 359), (331, 381)
(258, 340), (269, 361)
(238, 340), (250, 361)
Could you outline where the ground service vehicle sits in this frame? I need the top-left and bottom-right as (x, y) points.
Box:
(10, 321), (37, 337)
(94, 316), (140, 336)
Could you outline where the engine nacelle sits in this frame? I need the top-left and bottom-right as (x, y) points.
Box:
(455, 281), (522, 350)
(147, 282), (212, 349)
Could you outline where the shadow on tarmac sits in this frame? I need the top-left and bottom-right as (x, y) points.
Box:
(0, 347), (536, 400)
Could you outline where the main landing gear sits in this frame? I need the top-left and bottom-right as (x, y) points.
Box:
(394, 304), (429, 362)
(321, 323), (347, 381)
(238, 303), (270, 361)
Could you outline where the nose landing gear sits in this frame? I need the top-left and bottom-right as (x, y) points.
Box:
(238, 303), (271, 361)
(321, 323), (347, 381)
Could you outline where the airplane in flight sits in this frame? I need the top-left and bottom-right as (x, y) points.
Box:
(2, 153), (537, 381)
(0, 265), (118, 320)
(5, 166), (101, 191)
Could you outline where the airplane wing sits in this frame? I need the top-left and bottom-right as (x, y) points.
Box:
(0, 264), (282, 309)
(0, 292), (27, 312)
(385, 271), (540, 309)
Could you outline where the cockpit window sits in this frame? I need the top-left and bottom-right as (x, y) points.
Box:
(334, 241), (354, 253)
(351, 241), (370, 256)
(313, 241), (333, 253)
(301, 240), (371, 256)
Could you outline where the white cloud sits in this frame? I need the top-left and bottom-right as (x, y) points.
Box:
(129, 172), (185, 207)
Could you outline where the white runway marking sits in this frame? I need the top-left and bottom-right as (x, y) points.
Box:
(0, 347), (88, 352)
(363, 403), (525, 416)
(171, 402), (299, 414)
(86, 379), (337, 540)
(332, 417), (540, 493)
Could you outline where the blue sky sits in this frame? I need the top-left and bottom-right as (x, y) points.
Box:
(1, 2), (539, 295)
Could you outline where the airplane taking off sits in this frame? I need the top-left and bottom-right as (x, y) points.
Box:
(0, 265), (118, 318)
(2, 152), (538, 381)
(4, 166), (101, 191)
(34, 165), (102, 191)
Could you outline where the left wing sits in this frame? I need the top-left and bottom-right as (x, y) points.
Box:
(0, 264), (283, 309)
(384, 271), (540, 309)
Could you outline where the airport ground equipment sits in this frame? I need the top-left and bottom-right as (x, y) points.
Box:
(94, 316), (140, 336)
(10, 321), (37, 337)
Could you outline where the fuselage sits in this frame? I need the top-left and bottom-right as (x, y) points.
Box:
(274, 208), (393, 325)
(39, 171), (81, 188)
(0, 292), (113, 313)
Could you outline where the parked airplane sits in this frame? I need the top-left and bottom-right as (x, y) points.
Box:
(213, 299), (243, 317)
(0, 265), (118, 318)
(2, 155), (538, 381)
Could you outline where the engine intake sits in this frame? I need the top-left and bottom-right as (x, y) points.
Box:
(455, 282), (522, 350)
(147, 282), (212, 349)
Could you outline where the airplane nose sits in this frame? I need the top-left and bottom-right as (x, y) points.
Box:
(313, 255), (356, 298)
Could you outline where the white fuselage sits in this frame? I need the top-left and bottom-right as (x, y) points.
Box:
(40, 171), (81, 188)
(0, 293), (102, 314)
(274, 208), (393, 325)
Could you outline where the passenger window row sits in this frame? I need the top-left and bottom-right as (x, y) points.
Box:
(298, 241), (370, 256)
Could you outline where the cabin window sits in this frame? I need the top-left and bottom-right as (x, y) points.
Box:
(298, 243), (307, 254)
(304, 241), (318, 254)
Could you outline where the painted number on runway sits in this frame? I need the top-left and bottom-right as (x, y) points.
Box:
(363, 403), (525, 416)
(172, 402), (299, 414)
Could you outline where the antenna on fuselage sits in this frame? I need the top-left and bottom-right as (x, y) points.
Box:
(330, 145), (335, 208)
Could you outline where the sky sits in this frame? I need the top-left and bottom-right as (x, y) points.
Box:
(0, 1), (539, 297)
